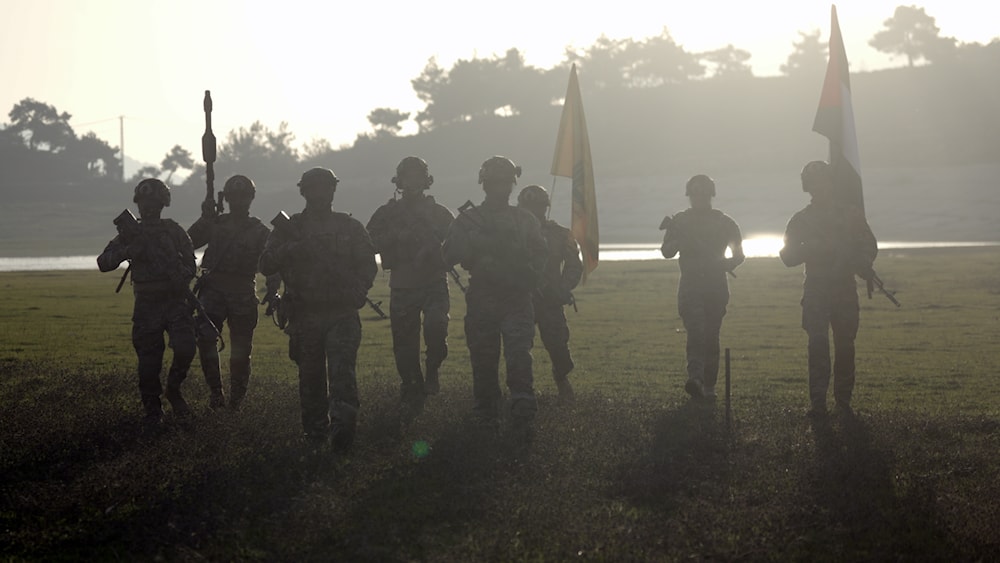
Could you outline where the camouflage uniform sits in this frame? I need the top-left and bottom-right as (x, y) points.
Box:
(188, 207), (275, 409)
(534, 218), (583, 387)
(780, 199), (877, 412)
(97, 183), (197, 419)
(442, 192), (547, 426)
(366, 193), (455, 400)
(661, 176), (745, 399)
(259, 171), (377, 447)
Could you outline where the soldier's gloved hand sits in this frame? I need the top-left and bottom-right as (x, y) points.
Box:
(855, 262), (876, 282)
(560, 288), (575, 306)
(117, 224), (138, 246)
(261, 292), (280, 316)
(201, 198), (218, 219)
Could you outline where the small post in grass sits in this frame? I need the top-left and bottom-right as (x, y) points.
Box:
(725, 348), (732, 430)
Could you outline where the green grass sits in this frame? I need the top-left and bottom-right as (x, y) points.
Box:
(2, 249), (999, 560)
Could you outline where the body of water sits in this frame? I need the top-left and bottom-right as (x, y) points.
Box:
(1, 237), (997, 272)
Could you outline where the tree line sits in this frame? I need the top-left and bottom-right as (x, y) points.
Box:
(1, 4), (994, 197)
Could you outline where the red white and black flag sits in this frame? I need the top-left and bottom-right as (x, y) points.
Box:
(812, 5), (865, 213)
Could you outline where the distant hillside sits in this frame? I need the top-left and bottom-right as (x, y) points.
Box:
(2, 59), (998, 257)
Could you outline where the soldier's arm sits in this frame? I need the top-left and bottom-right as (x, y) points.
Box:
(258, 228), (289, 277)
(175, 226), (198, 283)
(97, 235), (128, 272)
(186, 214), (214, 250)
(433, 204), (456, 241)
(659, 215), (680, 259)
(365, 204), (397, 253)
(354, 220), (378, 292)
(441, 216), (471, 268)
(561, 231), (583, 292)
(857, 212), (878, 266)
(525, 214), (549, 285)
(726, 219), (746, 271)
(779, 214), (807, 267)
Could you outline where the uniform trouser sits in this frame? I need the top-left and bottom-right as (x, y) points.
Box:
(287, 307), (362, 441)
(389, 281), (450, 391)
(801, 284), (860, 407)
(131, 292), (197, 411)
(196, 285), (259, 401)
(533, 296), (574, 381)
(464, 288), (537, 422)
(678, 285), (728, 389)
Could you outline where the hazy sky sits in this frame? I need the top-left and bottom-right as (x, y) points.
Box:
(2, 0), (996, 170)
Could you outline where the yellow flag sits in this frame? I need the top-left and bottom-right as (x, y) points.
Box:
(551, 64), (599, 282)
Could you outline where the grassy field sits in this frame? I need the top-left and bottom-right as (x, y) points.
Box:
(1, 249), (999, 561)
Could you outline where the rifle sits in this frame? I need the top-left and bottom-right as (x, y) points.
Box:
(366, 298), (388, 319)
(270, 211), (385, 319)
(113, 209), (225, 348)
(859, 267), (901, 307)
(202, 90), (223, 216)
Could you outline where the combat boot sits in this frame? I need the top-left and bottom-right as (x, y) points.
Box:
(331, 401), (359, 453)
(141, 394), (164, 426)
(165, 379), (192, 418)
(554, 375), (575, 403)
(424, 361), (440, 395)
(685, 378), (705, 400)
(208, 388), (226, 410)
(507, 398), (537, 445)
(229, 358), (251, 411)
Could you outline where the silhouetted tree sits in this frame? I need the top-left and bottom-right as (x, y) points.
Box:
(367, 108), (410, 137)
(7, 98), (74, 152)
(129, 165), (160, 184)
(69, 132), (120, 177)
(629, 28), (705, 86)
(564, 35), (635, 90)
(701, 45), (753, 79)
(869, 5), (956, 67)
(412, 57), (447, 131)
(781, 30), (828, 77)
(410, 49), (555, 131)
(160, 144), (194, 185)
(301, 137), (333, 161)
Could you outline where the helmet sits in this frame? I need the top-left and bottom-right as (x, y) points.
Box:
(478, 156), (521, 185)
(223, 174), (256, 198)
(517, 184), (550, 208)
(133, 178), (170, 207)
(392, 156), (433, 189)
(685, 174), (716, 197)
(297, 167), (339, 191)
(800, 160), (831, 192)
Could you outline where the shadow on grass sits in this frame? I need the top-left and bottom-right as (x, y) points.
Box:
(0, 362), (316, 560)
(291, 405), (521, 560)
(796, 412), (999, 560)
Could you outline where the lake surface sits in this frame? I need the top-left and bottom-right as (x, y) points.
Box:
(0, 237), (996, 272)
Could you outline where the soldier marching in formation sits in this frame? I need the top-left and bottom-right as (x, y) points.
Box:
(94, 129), (893, 458)
(660, 175), (745, 401)
(442, 156), (548, 439)
(98, 178), (199, 426)
(780, 161), (878, 418)
(366, 157), (455, 409)
(187, 174), (279, 411)
(516, 184), (582, 402)
(258, 167), (378, 451)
